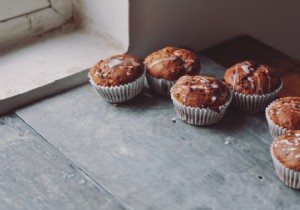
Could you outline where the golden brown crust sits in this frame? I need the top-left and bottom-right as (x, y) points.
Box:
(144, 47), (200, 81)
(268, 97), (300, 130)
(171, 75), (231, 112)
(224, 60), (281, 95)
(89, 54), (145, 87)
(273, 130), (300, 171)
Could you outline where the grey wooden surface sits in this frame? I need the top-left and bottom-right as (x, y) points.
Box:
(1, 56), (299, 210)
(0, 115), (127, 210)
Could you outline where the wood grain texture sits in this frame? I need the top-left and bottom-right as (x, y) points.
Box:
(16, 56), (300, 210)
(202, 35), (300, 97)
(0, 114), (127, 210)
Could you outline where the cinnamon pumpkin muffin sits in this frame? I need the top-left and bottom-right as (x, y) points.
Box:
(224, 60), (283, 113)
(271, 130), (300, 188)
(224, 60), (281, 95)
(144, 47), (200, 96)
(266, 97), (300, 138)
(90, 54), (144, 87)
(89, 54), (145, 103)
(170, 75), (232, 125)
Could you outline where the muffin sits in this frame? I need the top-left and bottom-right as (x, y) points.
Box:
(266, 97), (300, 138)
(170, 75), (232, 125)
(270, 130), (300, 189)
(89, 54), (145, 103)
(144, 47), (201, 96)
(224, 60), (283, 113)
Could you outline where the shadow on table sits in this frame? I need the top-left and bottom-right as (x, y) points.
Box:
(118, 87), (172, 110)
(209, 107), (253, 133)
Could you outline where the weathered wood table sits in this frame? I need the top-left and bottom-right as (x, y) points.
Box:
(1, 35), (299, 210)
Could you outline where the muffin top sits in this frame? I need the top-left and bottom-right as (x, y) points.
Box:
(89, 54), (144, 87)
(224, 60), (281, 95)
(171, 75), (231, 112)
(273, 130), (300, 171)
(268, 97), (300, 130)
(144, 46), (200, 81)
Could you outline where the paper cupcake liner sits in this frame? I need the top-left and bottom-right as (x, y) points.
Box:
(265, 100), (289, 139)
(270, 143), (300, 189)
(231, 79), (283, 113)
(146, 73), (175, 96)
(170, 90), (233, 126)
(88, 72), (145, 103)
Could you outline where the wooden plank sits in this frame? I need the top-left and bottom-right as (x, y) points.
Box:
(202, 35), (300, 97)
(16, 56), (300, 210)
(0, 114), (128, 210)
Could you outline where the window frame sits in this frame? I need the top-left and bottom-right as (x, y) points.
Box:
(0, 0), (73, 50)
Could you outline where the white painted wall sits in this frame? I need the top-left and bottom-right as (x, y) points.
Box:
(129, 0), (300, 60)
(74, 0), (129, 51)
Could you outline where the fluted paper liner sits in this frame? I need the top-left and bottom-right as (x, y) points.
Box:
(232, 79), (283, 113)
(146, 73), (175, 96)
(265, 99), (289, 139)
(170, 89), (232, 126)
(270, 143), (300, 189)
(88, 72), (145, 103)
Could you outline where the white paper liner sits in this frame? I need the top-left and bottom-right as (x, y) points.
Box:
(231, 79), (283, 113)
(170, 89), (233, 126)
(88, 71), (145, 103)
(270, 143), (300, 189)
(265, 101), (289, 139)
(146, 73), (175, 96)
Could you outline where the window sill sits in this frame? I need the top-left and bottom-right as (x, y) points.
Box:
(0, 0), (129, 114)
(0, 29), (127, 114)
